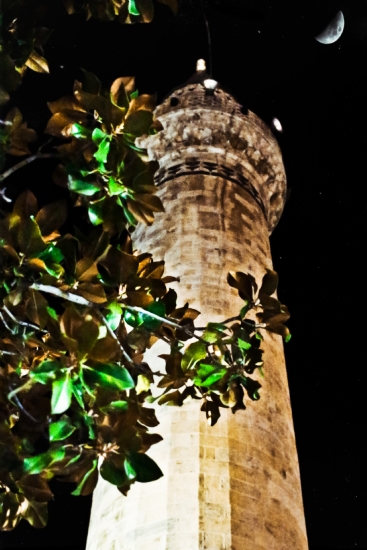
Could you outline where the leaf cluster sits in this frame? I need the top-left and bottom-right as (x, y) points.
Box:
(0, 0), (292, 533)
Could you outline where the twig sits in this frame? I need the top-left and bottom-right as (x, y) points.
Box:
(0, 153), (59, 183)
(13, 393), (39, 423)
(95, 310), (135, 367)
(3, 305), (47, 333)
(0, 311), (15, 333)
(0, 350), (18, 356)
(0, 188), (11, 202)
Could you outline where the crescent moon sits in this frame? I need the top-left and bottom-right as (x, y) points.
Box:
(315, 11), (344, 44)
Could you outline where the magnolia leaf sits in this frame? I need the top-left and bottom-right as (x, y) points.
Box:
(23, 447), (66, 475)
(100, 458), (128, 486)
(124, 110), (153, 136)
(35, 201), (68, 236)
(84, 363), (135, 391)
(68, 175), (101, 196)
(26, 289), (48, 329)
(13, 190), (38, 219)
(25, 51), (49, 74)
(158, 390), (183, 406)
(128, 0), (140, 16)
(102, 247), (138, 284)
(135, 374), (151, 394)
(71, 458), (98, 496)
(136, 0), (154, 22)
(51, 371), (72, 414)
(260, 269), (279, 296)
(76, 282), (106, 303)
(17, 475), (53, 502)
(49, 416), (76, 442)
(22, 500), (48, 528)
(75, 258), (100, 282)
(138, 301), (166, 331)
(18, 217), (47, 257)
(227, 271), (256, 302)
(29, 360), (59, 385)
(127, 452), (163, 483)
(134, 194), (164, 213)
(181, 341), (207, 371)
(110, 77), (131, 109)
(157, 0), (178, 14)
(100, 400), (129, 413)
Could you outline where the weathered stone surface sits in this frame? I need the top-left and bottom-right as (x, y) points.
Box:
(86, 78), (308, 550)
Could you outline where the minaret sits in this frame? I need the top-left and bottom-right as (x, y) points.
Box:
(86, 61), (309, 550)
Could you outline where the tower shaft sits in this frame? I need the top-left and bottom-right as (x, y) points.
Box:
(86, 81), (308, 550)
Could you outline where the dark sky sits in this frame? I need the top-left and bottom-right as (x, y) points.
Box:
(1, 0), (366, 548)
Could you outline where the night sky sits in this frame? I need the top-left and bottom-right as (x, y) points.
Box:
(1, 0), (366, 548)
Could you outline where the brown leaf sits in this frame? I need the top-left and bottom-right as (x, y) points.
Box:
(17, 475), (53, 502)
(89, 336), (120, 362)
(75, 258), (100, 282)
(48, 96), (86, 115)
(126, 199), (154, 225)
(157, 0), (178, 14)
(45, 111), (89, 138)
(26, 289), (48, 329)
(13, 190), (38, 219)
(134, 194), (164, 213)
(77, 282), (107, 303)
(35, 201), (67, 236)
(25, 50), (49, 74)
(101, 247), (138, 284)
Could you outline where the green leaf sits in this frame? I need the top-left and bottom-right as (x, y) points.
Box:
(30, 360), (59, 385)
(240, 301), (250, 319)
(23, 447), (66, 475)
(193, 364), (227, 387)
(100, 458), (128, 486)
(49, 416), (76, 442)
(91, 128), (107, 143)
(104, 302), (123, 331)
(88, 197), (106, 225)
(127, 452), (163, 483)
(128, 0), (140, 15)
(72, 377), (85, 409)
(51, 371), (72, 414)
(100, 400), (129, 413)
(69, 123), (90, 139)
(138, 301), (166, 331)
(124, 459), (136, 480)
(84, 363), (135, 391)
(71, 458), (98, 496)
(238, 337), (251, 350)
(93, 137), (110, 164)
(68, 176), (100, 196)
(181, 341), (207, 371)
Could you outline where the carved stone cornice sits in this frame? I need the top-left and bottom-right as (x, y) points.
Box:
(136, 82), (287, 234)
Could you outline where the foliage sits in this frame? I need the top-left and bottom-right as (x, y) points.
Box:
(0, 0), (291, 531)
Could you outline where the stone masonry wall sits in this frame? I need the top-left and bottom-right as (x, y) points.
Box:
(86, 173), (308, 550)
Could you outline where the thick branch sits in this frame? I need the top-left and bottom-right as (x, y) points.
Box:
(30, 284), (95, 307)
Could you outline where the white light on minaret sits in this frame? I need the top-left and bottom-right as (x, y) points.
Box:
(203, 78), (218, 90)
(196, 58), (206, 71)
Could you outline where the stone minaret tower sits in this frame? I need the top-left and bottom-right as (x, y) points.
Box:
(86, 61), (309, 550)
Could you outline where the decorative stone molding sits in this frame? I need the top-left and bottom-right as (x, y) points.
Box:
(137, 82), (287, 234)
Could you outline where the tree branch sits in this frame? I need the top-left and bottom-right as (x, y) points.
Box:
(30, 283), (95, 307)
(0, 153), (59, 183)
